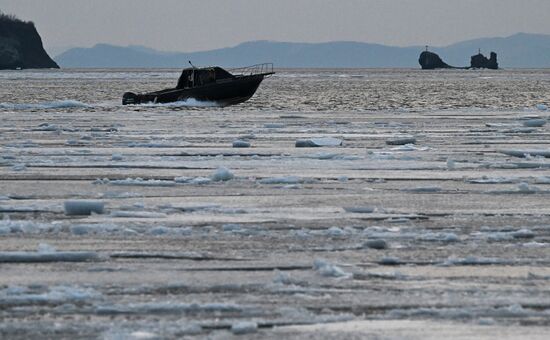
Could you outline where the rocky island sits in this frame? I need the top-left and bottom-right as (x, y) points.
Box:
(419, 48), (500, 70)
(418, 50), (454, 69)
(470, 51), (499, 69)
(0, 12), (58, 70)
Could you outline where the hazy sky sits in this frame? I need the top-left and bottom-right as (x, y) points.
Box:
(2, 0), (550, 54)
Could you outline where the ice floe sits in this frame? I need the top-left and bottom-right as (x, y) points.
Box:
(0, 285), (101, 306)
(387, 304), (541, 319)
(363, 239), (388, 249)
(0, 219), (61, 234)
(111, 153), (123, 161)
(0, 244), (100, 263)
(295, 137), (343, 147)
(466, 176), (519, 184)
(95, 178), (176, 187)
(231, 321), (258, 335)
(499, 149), (550, 158)
(522, 118), (546, 127)
(232, 140), (251, 148)
(441, 257), (509, 266)
(536, 104), (548, 111)
(418, 232), (459, 242)
(313, 259), (351, 278)
(64, 200), (105, 216)
(211, 167), (234, 181)
(111, 211), (167, 219)
(33, 123), (60, 131)
(95, 302), (247, 315)
(174, 176), (212, 185)
(402, 186), (442, 193)
(386, 137), (416, 145)
(472, 228), (536, 241)
(264, 123), (285, 129)
(258, 176), (314, 184)
(390, 144), (429, 151)
(344, 206), (376, 214)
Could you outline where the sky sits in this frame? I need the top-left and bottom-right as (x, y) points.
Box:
(2, 0), (550, 55)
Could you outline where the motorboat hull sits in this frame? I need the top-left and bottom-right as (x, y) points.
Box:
(123, 73), (269, 107)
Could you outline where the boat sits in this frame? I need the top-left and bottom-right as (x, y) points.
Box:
(122, 62), (274, 106)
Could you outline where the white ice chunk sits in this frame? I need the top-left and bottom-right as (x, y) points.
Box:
(446, 159), (456, 170)
(296, 138), (343, 147)
(231, 321), (258, 335)
(11, 164), (26, 171)
(517, 182), (538, 193)
(536, 104), (548, 111)
(326, 226), (346, 237)
(211, 167), (234, 181)
(34, 123), (60, 131)
(534, 176), (550, 184)
(310, 137), (343, 147)
(190, 177), (212, 185)
(37, 243), (56, 253)
(264, 123), (285, 128)
(511, 229), (535, 239)
(523, 119), (546, 127)
(344, 206), (375, 214)
(232, 140), (251, 148)
(174, 176), (193, 183)
(313, 259), (351, 278)
(111, 153), (123, 161)
(391, 144), (428, 151)
(129, 331), (157, 339)
(418, 232), (459, 243)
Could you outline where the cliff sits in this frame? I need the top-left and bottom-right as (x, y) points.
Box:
(418, 51), (453, 69)
(0, 13), (58, 69)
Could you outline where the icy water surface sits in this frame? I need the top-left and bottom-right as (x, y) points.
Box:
(1, 68), (550, 339)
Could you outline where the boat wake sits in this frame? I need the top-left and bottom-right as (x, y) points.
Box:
(0, 100), (90, 110)
(136, 98), (220, 108)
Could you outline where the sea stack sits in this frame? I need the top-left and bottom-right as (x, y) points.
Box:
(470, 51), (499, 69)
(418, 51), (452, 70)
(0, 12), (59, 70)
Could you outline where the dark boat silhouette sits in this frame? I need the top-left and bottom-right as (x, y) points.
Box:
(122, 62), (274, 106)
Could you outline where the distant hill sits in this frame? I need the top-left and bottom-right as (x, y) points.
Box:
(55, 33), (550, 68)
(0, 12), (59, 69)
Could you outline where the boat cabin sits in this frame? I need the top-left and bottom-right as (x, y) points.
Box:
(176, 67), (235, 89)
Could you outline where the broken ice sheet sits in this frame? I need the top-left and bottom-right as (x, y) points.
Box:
(258, 176), (314, 184)
(295, 137), (343, 147)
(0, 285), (101, 306)
(0, 243), (100, 263)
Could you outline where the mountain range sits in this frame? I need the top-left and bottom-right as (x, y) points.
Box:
(55, 33), (550, 68)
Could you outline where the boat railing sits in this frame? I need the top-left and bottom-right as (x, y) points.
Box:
(230, 63), (274, 77)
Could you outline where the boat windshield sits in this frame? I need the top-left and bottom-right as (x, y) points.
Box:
(176, 67), (235, 89)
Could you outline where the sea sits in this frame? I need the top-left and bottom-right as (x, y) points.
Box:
(1, 68), (550, 338)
